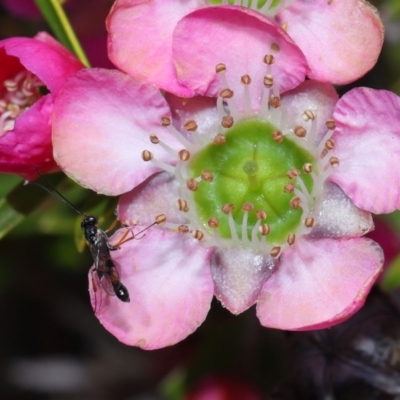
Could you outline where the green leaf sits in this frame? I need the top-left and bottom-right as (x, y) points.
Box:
(35, 0), (90, 67)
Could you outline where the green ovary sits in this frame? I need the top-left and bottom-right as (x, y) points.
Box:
(188, 118), (316, 244)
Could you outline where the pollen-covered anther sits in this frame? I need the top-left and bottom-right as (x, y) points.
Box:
(269, 95), (281, 108)
(284, 182), (295, 193)
(176, 199), (189, 212)
(213, 133), (226, 145)
(222, 203), (235, 214)
(242, 203), (254, 212)
(178, 225), (189, 234)
(241, 75), (252, 85)
(325, 138), (335, 150)
(259, 224), (270, 235)
(149, 134), (159, 144)
(263, 54), (275, 65)
(221, 115), (234, 128)
(186, 178), (198, 191)
(304, 216), (316, 228)
(192, 229), (204, 241)
(216, 63), (226, 74)
(178, 149), (190, 161)
(302, 163), (313, 173)
(142, 150), (153, 161)
(281, 22), (288, 31)
(264, 74), (273, 88)
(270, 246), (281, 258)
(155, 214), (167, 225)
(294, 126), (307, 138)
(184, 120), (198, 132)
(329, 157), (340, 168)
(302, 110), (316, 121)
(208, 217), (219, 229)
(287, 169), (300, 179)
(201, 170), (213, 182)
(326, 119), (336, 130)
(220, 88), (234, 99)
(287, 233), (296, 246)
(272, 130), (283, 143)
(255, 210), (267, 220)
(161, 116), (171, 126)
(290, 196), (301, 209)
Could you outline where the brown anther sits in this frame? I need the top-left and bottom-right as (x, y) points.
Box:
(184, 120), (198, 131)
(178, 149), (190, 161)
(272, 130), (283, 143)
(142, 150), (153, 161)
(201, 170), (213, 182)
(181, 98), (188, 105)
(149, 134), (159, 144)
(290, 196), (301, 209)
(263, 54), (275, 65)
(302, 110), (316, 121)
(270, 43), (280, 52)
(176, 199), (189, 212)
(269, 95), (281, 108)
(220, 88), (234, 99)
(208, 217), (219, 229)
(161, 116), (171, 126)
(329, 157), (340, 168)
(213, 133), (226, 145)
(222, 203), (235, 214)
(241, 75), (251, 85)
(302, 163), (313, 173)
(287, 169), (300, 179)
(263, 74), (273, 88)
(186, 178), (198, 191)
(304, 216), (316, 228)
(221, 115), (234, 128)
(270, 246), (281, 258)
(287, 233), (296, 246)
(255, 210), (267, 220)
(178, 225), (189, 234)
(325, 138), (335, 150)
(326, 119), (336, 130)
(216, 63), (226, 74)
(259, 224), (270, 235)
(294, 126), (307, 138)
(155, 214), (167, 225)
(192, 230), (204, 240)
(284, 182), (295, 193)
(242, 203), (254, 212)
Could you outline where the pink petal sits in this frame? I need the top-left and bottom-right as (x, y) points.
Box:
(52, 68), (181, 196)
(329, 88), (400, 214)
(173, 6), (308, 105)
(281, 80), (338, 145)
(89, 228), (214, 349)
(256, 236), (383, 330)
(107, 0), (205, 97)
(0, 33), (83, 94)
(277, 0), (384, 84)
(211, 247), (276, 314)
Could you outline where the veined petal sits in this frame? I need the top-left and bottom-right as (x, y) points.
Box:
(52, 68), (181, 196)
(107, 0), (206, 97)
(277, 0), (384, 84)
(256, 236), (383, 330)
(329, 88), (400, 214)
(89, 228), (214, 350)
(173, 6), (308, 106)
(211, 247), (276, 314)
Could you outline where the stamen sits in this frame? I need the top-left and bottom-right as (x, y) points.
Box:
(216, 64), (238, 120)
(287, 169), (300, 179)
(272, 130), (283, 143)
(176, 199), (189, 212)
(287, 233), (296, 246)
(208, 217), (219, 228)
(178, 149), (190, 161)
(270, 245), (281, 258)
(241, 74), (252, 115)
(326, 119), (336, 130)
(302, 163), (313, 174)
(241, 203), (254, 244)
(149, 134), (179, 158)
(201, 170), (213, 182)
(162, 116), (195, 152)
(304, 216), (316, 228)
(284, 182), (295, 193)
(186, 178), (198, 191)
(294, 126), (307, 138)
(259, 224), (270, 235)
(192, 230), (204, 240)
(213, 133), (226, 145)
(141, 150), (176, 174)
(290, 196), (301, 209)
(222, 203), (238, 242)
(221, 115), (234, 128)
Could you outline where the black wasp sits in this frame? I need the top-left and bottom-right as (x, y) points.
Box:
(33, 169), (160, 305)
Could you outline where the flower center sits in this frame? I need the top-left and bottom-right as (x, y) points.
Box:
(0, 70), (45, 135)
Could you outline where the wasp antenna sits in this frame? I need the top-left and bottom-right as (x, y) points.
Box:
(33, 167), (85, 216)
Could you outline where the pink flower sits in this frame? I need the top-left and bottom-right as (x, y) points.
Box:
(0, 32), (83, 179)
(51, 7), (392, 350)
(106, 0), (383, 96)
